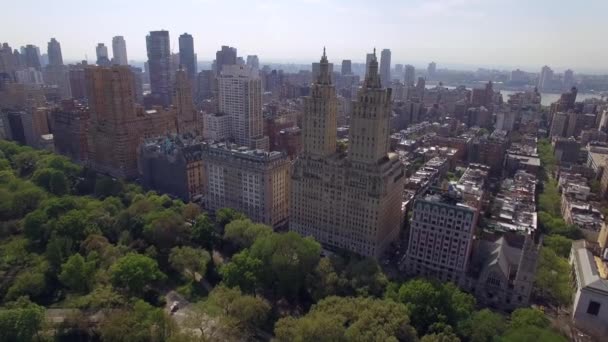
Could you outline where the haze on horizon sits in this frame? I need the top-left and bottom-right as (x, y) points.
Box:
(4, 0), (608, 73)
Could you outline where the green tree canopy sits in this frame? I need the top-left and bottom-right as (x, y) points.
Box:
(224, 219), (272, 249)
(169, 246), (211, 282)
(99, 300), (175, 342)
(109, 253), (165, 294)
(249, 231), (321, 299)
(59, 253), (96, 293)
(0, 297), (45, 342)
(274, 296), (417, 342)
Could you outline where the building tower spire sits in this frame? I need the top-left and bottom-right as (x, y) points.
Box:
(317, 47), (331, 85)
(365, 48), (381, 88)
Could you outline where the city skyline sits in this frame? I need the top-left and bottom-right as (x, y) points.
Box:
(4, 0), (608, 73)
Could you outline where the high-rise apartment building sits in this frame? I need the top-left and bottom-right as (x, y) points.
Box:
(44, 38), (71, 99)
(215, 45), (237, 76)
(290, 49), (405, 258)
(112, 36), (128, 65)
(95, 43), (110, 66)
(201, 142), (291, 228)
(404, 64), (415, 86)
(538, 65), (553, 91)
(427, 62), (437, 78)
(178, 33), (196, 82)
(47, 38), (63, 66)
(379, 48), (391, 85)
(23, 45), (41, 71)
(173, 68), (199, 133)
(146, 30), (172, 107)
(52, 100), (89, 163)
(246, 55), (259, 70)
(217, 64), (268, 150)
(86, 65), (176, 178)
(196, 70), (215, 102)
(394, 63), (404, 77)
(341, 59), (352, 75)
(404, 187), (478, 285)
(563, 69), (575, 89)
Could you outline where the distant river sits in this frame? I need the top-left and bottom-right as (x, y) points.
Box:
(424, 84), (603, 106)
(500, 90), (603, 106)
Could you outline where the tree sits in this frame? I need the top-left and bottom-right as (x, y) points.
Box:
(6, 259), (49, 301)
(190, 214), (218, 250)
(51, 209), (91, 242)
(306, 257), (345, 301)
(395, 279), (475, 335)
(99, 300), (176, 342)
(22, 209), (48, 244)
(182, 203), (200, 221)
(249, 231), (321, 299)
(459, 309), (505, 342)
(421, 331), (461, 342)
(344, 256), (388, 297)
(206, 286), (271, 339)
(224, 219), (272, 249)
(535, 248), (572, 307)
(220, 250), (263, 294)
(49, 170), (69, 196)
(169, 246), (211, 282)
(216, 208), (246, 228)
(509, 308), (549, 329)
(0, 297), (45, 342)
(110, 253), (165, 294)
(274, 296), (417, 342)
(59, 253), (96, 293)
(543, 235), (572, 258)
(143, 209), (188, 250)
(181, 301), (226, 341)
(94, 176), (124, 199)
(499, 326), (567, 342)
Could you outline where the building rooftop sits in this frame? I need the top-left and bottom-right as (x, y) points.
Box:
(572, 240), (608, 295)
(486, 170), (537, 234)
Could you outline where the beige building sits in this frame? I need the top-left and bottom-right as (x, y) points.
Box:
(201, 143), (290, 228)
(290, 49), (405, 258)
(173, 68), (200, 134)
(86, 65), (176, 179)
(217, 64), (268, 150)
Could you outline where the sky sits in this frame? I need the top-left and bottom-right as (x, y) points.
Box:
(3, 0), (608, 73)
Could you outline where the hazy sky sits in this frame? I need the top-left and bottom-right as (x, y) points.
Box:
(4, 0), (608, 72)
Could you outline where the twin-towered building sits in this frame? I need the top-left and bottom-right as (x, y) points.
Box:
(290, 49), (405, 258)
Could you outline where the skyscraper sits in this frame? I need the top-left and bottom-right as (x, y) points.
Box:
(112, 36), (128, 65)
(23, 45), (41, 70)
(394, 63), (404, 76)
(427, 62), (437, 78)
(215, 45), (237, 76)
(563, 69), (574, 89)
(44, 39), (71, 99)
(404, 64), (415, 86)
(178, 33), (196, 82)
(217, 64), (268, 150)
(246, 55), (259, 70)
(86, 65), (176, 178)
(47, 38), (63, 66)
(379, 48), (391, 85)
(146, 30), (172, 107)
(341, 59), (352, 75)
(95, 43), (110, 66)
(290, 49), (405, 258)
(173, 68), (198, 133)
(538, 65), (553, 91)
